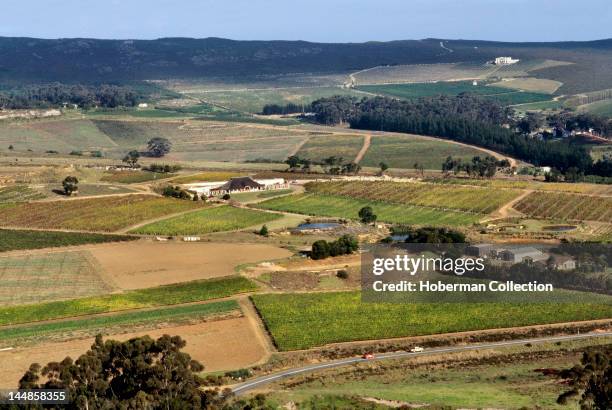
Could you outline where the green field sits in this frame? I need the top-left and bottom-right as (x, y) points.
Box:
(0, 185), (45, 202)
(186, 86), (361, 113)
(131, 205), (281, 235)
(356, 81), (553, 105)
(580, 99), (612, 117)
(170, 171), (247, 184)
(252, 291), (612, 350)
(359, 135), (487, 170)
(0, 300), (239, 345)
(255, 193), (480, 226)
(294, 134), (364, 163)
(0, 194), (203, 231)
(100, 171), (177, 184)
(0, 276), (256, 326)
(0, 229), (136, 253)
(230, 189), (293, 203)
(307, 180), (519, 214)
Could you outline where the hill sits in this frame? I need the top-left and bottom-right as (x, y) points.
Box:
(0, 37), (611, 93)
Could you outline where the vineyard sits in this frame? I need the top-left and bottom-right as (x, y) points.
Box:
(0, 229), (136, 252)
(295, 134), (364, 164)
(0, 195), (204, 232)
(255, 193), (480, 226)
(100, 171), (176, 184)
(131, 205), (281, 235)
(0, 251), (112, 306)
(425, 177), (612, 195)
(0, 185), (45, 203)
(1, 276), (256, 326)
(252, 291), (612, 350)
(0, 300), (239, 345)
(306, 180), (520, 214)
(513, 191), (612, 223)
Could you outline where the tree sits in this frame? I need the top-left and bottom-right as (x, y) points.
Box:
(147, 137), (172, 157)
(259, 225), (269, 237)
(122, 150), (140, 167)
(311, 240), (331, 260)
(15, 334), (223, 409)
(62, 176), (79, 196)
(379, 161), (389, 175)
(557, 350), (611, 409)
(222, 193), (231, 200)
(284, 155), (302, 171)
(8, 144), (13, 150)
(336, 269), (349, 279)
(358, 206), (377, 224)
(413, 162), (425, 177)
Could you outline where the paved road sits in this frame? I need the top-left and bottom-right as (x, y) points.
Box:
(231, 331), (612, 396)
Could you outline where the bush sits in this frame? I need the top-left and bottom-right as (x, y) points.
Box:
(311, 240), (330, 260)
(358, 206), (377, 223)
(336, 270), (349, 279)
(259, 225), (269, 237)
(311, 235), (358, 260)
(222, 193), (231, 200)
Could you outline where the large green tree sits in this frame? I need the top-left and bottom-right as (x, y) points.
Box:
(558, 350), (611, 409)
(16, 334), (226, 409)
(147, 137), (172, 158)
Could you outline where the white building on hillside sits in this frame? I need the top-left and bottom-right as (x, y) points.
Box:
(183, 177), (288, 197)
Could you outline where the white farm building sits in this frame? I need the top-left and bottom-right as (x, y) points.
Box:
(494, 56), (520, 65)
(183, 176), (288, 197)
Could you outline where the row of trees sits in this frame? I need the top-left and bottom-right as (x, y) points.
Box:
(261, 102), (306, 115)
(0, 83), (140, 109)
(442, 155), (510, 178)
(311, 234), (359, 260)
(284, 155), (361, 175)
(122, 138), (173, 167)
(308, 95), (611, 178)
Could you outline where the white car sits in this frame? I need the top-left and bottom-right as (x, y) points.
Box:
(410, 346), (424, 353)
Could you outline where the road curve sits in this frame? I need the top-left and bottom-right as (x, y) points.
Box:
(231, 331), (612, 396)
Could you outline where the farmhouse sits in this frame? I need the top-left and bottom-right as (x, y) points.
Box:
(549, 255), (576, 271)
(183, 177), (288, 197)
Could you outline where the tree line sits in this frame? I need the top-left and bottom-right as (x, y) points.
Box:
(308, 95), (612, 178)
(0, 83), (140, 109)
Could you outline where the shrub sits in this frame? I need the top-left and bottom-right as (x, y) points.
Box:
(336, 270), (349, 279)
(259, 225), (269, 237)
(358, 206), (377, 223)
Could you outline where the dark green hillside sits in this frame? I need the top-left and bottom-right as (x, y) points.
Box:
(0, 36), (610, 91)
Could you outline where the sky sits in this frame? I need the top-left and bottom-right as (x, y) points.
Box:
(1, 0), (611, 43)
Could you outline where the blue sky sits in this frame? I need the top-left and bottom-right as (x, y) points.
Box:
(1, 0), (610, 42)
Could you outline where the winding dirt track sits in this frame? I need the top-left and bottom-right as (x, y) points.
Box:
(353, 134), (371, 164)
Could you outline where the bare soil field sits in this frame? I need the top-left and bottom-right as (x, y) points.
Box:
(0, 316), (267, 388)
(88, 241), (292, 290)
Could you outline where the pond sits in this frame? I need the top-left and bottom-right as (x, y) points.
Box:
(542, 225), (577, 232)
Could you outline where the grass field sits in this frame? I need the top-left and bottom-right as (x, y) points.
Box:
(100, 171), (177, 184)
(131, 205), (281, 235)
(356, 81), (552, 105)
(185, 86), (362, 113)
(0, 229), (135, 252)
(580, 99), (612, 118)
(359, 135), (487, 170)
(0, 185), (45, 202)
(255, 193), (480, 226)
(306, 180), (520, 214)
(294, 134), (364, 163)
(0, 276), (256, 326)
(514, 191), (612, 223)
(0, 195), (203, 232)
(0, 300), (239, 345)
(0, 251), (113, 306)
(252, 291), (612, 350)
(230, 189), (293, 203)
(170, 171), (247, 184)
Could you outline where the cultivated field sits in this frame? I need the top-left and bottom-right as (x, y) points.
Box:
(427, 177), (612, 195)
(353, 63), (498, 84)
(0, 194), (203, 232)
(306, 180), (520, 214)
(580, 99), (612, 117)
(359, 134), (486, 170)
(0, 251), (113, 305)
(0, 276), (256, 326)
(357, 81), (552, 105)
(489, 78), (562, 94)
(170, 171), (246, 184)
(0, 229), (136, 253)
(513, 191), (612, 223)
(131, 205), (281, 236)
(100, 171), (176, 184)
(88, 241), (292, 289)
(0, 185), (45, 202)
(255, 193), (480, 226)
(252, 291), (612, 350)
(294, 134), (364, 164)
(0, 313), (267, 388)
(184, 86), (361, 113)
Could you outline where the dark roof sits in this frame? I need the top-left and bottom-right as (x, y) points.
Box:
(211, 177), (263, 192)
